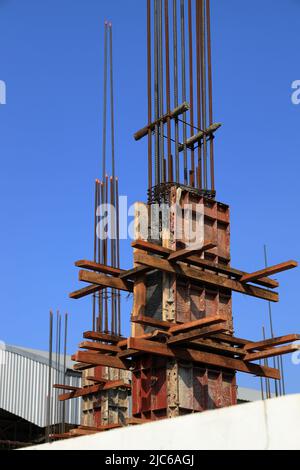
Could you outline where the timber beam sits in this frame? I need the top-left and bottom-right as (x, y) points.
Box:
(73, 351), (131, 370)
(134, 252), (279, 303)
(127, 337), (280, 379)
(83, 331), (124, 343)
(69, 284), (103, 300)
(245, 344), (300, 362)
(131, 240), (279, 289)
(79, 341), (121, 354)
(167, 324), (229, 344)
(58, 380), (131, 401)
(244, 334), (300, 352)
(79, 270), (134, 292)
(240, 261), (298, 283)
(169, 315), (226, 334)
(167, 241), (217, 262)
(134, 101), (190, 141)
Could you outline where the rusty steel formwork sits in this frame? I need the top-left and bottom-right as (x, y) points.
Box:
(131, 186), (236, 420)
(81, 367), (130, 428)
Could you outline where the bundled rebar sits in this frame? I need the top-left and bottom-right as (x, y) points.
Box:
(143, 0), (218, 200)
(92, 22), (121, 336)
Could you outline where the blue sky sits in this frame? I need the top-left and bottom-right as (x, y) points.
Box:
(0, 0), (299, 394)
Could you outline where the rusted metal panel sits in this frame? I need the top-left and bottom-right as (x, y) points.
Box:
(207, 371), (222, 409)
(152, 360), (168, 411)
(193, 368), (208, 412)
(178, 363), (194, 410)
(145, 272), (163, 321)
(176, 281), (190, 323)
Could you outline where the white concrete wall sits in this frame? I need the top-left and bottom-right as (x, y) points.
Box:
(24, 394), (300, 451)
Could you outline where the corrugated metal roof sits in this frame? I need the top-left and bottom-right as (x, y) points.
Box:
(0, 343), (82, 428)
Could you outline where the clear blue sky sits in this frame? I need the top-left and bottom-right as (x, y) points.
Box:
(0, 0), (299, 394)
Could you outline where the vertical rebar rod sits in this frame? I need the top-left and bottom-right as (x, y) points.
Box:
(165, 0), (172, 182)
(116, 177), (121, 336)
(93, 180), (98, 332)
(57, 313), (62, 433)
(102, 22), (108, 181)
(110, 177), (115, 334)
(98, 181), (103, 333)
(263, 326), (271, 399)
(259, 360), (265, 401)
(264, 245), (279, 397)
(109, 24), (115, 180)
(154, 0), (160, 185)
(200, 0), (208, 189)
(196, 0), (202, 189)
(188, 0), (195, 186)
(147, 0), (153, 191)
(62, 313), (68, 434)
(54, 311), (59, 430)
(159, 0), (165, 183)
(46, 310), (53, 443)
(180, 0), (188, 185)
(105, 176), (109, 332)
(173, 0), (179, 183)
(280, 355), (286, 395)
(206, 0), (215, 191)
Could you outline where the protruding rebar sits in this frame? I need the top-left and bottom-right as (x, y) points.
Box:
(180, 0), (188, 185)
(165, 0), (172, 182)
(200, 0), (208, 189)
(62, 313), (68, 435)
(173, 0), (179, 183)
(109, 23), (115, 180)
(147, 0), (153, 190)
(46, 310), (53, 443)
(102, 22), (108, 180)
(188, 0), (195, 186)
(206, 0), (215, 191)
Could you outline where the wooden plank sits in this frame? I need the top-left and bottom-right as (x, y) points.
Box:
(83, 331), (124, 344)
(85, 376), (108, 384)
(240, 261), (298, 283)
(244, 334), (300, 352)
(58, 380), (131, 402)
(245, 344), (300, 362)
(167, 324), (228, 344)
(53, 384), (80, 391)
(69, 284), (103, 300)
(117, 330), (170, 348)
(58, 384), (104, 401)
(79, 270), (134, 292)
(50, 433), (73, 440)
(169, 315), (226, 334)
(126, 418), (151, 425)
(134, 102), (190, 141)
(119, 266), (152, 280)
(75, 260), (122, 276)
(134, 252), (279, 303)
(73, 363), (94, 371)
(131, 315), (174, 330)
(118, 348), (142, 359)
(132, 240), (170, 257)
(73, 351), (130, 370)
(131, 240), (279, 289)
(167, 241), (217, 262)
(211, 334), (250, 347)
(69, 429), (99, 436)
(190, 339), (247, 357)
(128, 338), (280, 380)
(79, 341), (121, 354)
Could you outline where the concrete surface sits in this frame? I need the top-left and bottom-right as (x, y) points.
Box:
(24, 394), (300, 451)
